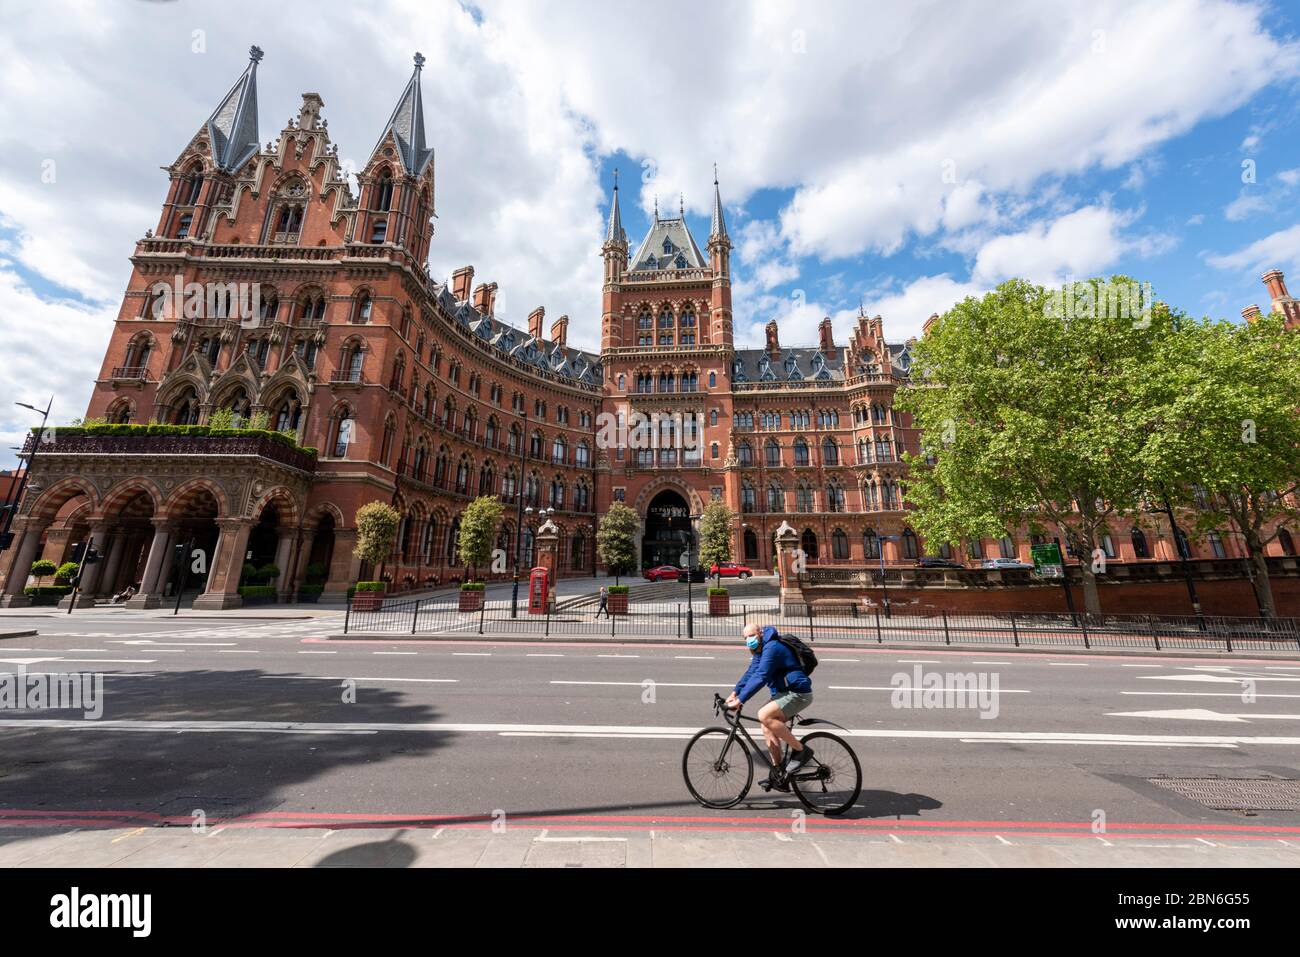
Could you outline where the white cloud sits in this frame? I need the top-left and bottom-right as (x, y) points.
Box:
(972, 206), (1135, 286)
(1207, 223), (1300, 276)
(1224, 189), (1269, 221)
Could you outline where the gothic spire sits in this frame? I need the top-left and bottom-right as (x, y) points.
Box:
(605, 169), (626, 243)
(375, 52), (434, 175)
(205, 45), (263, 173)
(710, 164), (729, 241)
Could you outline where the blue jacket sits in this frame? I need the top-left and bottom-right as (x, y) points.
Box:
(733, 626), (812, 703)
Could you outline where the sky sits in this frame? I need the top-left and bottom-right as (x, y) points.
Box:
(1, 0), (1299, 466)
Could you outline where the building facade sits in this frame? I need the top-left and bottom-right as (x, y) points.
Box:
(1, 48), (1297, 609)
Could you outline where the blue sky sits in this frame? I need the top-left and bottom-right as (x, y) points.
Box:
(1, 0), (1299, 466)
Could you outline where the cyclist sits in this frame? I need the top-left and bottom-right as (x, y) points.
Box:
(724, 623), (813, 789)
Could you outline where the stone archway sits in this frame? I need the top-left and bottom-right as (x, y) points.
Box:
(642, 488), (693, 569)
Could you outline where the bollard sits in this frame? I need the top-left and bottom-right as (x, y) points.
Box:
(875, 606), (882, 644)
(411, 600), (420, 634)
(942, 611), (951, 645)
(478, 598), (485, 635)
(1010, 612), (1019, 648)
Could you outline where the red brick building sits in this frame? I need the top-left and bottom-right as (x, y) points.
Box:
(0, 47), (1296, 610)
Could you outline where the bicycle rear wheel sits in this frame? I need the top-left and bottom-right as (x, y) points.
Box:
(682, 727), (754, 809)
(789, 731), (861, 816)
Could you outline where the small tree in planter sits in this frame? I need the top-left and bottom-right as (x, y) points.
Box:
(351, 580), (386, 611)
(353, 500), (401, 592)
(597, 502), (639, 585)
(298, 562), (327, 603)
(707, 586), (731, 616)
(606, 584), (629, 615)
(29, 559), (57, 588)
(459, 580), (486, 612)
(698, 501), (736, 585)
(458, 495), (504, 580)
(55, 561), (79, 585)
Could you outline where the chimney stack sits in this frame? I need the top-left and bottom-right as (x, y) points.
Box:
(1262, 269), (1290, 302)
(764, 319), (780, 360)
(818, 317), (834, 353)
(451, 265), (474, 301)
(922, 312), (940, 337)
(472, 282), (498, 315)
(1241, 304), (1262, 322)
(528, 306), (546, 340)
(550, 314), (569, 346)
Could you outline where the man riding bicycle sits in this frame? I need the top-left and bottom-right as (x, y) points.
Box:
(724, 623), (813, 790)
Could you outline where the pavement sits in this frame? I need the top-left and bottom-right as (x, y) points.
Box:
(0, 607), (1298, 867)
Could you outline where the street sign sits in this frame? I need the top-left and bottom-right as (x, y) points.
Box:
(1031, 542), (1064, 579)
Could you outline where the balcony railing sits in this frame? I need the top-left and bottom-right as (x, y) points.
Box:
(330, 370), (366, 384)
(23, 431), (316, 473)
(109, 366), (151, 380)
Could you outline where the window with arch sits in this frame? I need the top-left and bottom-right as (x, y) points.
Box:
(767, 482), (784, 512)
(352, 293), (373, 324)
(800, 528), (819, 561)
(999, 536), (1016, 559)
(479, 462), (495, 496)
(793, 438), (810, 466)
(330, 406), (355, 458)
(123, 334), (153, 376)
(862, 528), (880, 559)
(796, 483), (815, 512)
(106, 398), (134, 424)
(1130, 527), (1150, 559)
(373, 168), (394, 212)
(737, 442), (753, 466)
(170, 385), (201, 425)
(575, 441), (590, 467)
(821, 437), (839, 466)
(175, 213), (193, 239)
(765, 439), (781, 467)
(1207, 529), (1226, 559)
(552, 435), (567, 465)
(299, 291), (327, 325)
(1278, 528), (1296, 556)
(902, 528), (919, 560)
(826, 483), (845, 512)
(831, 528), (849, 560)
(180, 163), (203, 206)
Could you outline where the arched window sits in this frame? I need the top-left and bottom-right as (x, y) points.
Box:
(826, 483), (845, 513)
(353, 293), (373, 324)
(765, 439), (781, 467)
(821, 437), (839, 465)
(737, 442), (753, 466)
(743, 528), (758, 561)
(124, 334), (153, 374)
(171, 386), (201, 424)
(330, 406), (355, 457)
(767, 482), (784, 512)
(793, 438), (809, 466)
(1279, 528), (1296, 556)
(862, 528), (880, 559)
(831, 528), (849, 560)
(902, 528), (919, 559)
(1174, 526), (1191, 560)
(180, 164), (203, 206)
(999, 536), (1016, 559)
(576, 441), (590, 467)
(1130, 527), (1150, 559)
(221, 387), (252, 426)
(1207, 530), (1226, 559)
(800, 528), (818, 561)
(373, 168), (394, 212)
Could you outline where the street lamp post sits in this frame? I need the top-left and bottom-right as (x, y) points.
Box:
(685, 512), (699, 640)
(0, 398), (53, 551)
(878, 534), (898, 619)
(510, 410), (527, 618)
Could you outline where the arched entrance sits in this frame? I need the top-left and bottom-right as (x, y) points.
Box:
(642, 489), (692, 569)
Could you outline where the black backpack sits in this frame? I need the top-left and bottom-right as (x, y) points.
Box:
(772, 631), (818, 676)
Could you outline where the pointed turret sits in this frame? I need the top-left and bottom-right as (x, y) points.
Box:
(206, 46), (263, 173)
(605, 170), (626, 244)
(709, 165), (729, 242)
(375, 52), (434, 176)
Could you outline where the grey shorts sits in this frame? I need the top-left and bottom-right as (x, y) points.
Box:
(770, 690), (813, 717)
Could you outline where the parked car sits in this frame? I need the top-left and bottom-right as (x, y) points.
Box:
(678, 565), (708, 583)
(981, 557), (1033, 570)
(916, 556), (964, 569)
(710, 562), (753, 579)
(643, 565), (682, 582)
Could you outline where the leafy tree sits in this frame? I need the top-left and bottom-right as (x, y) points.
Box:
(55, 561), (79, 582)
(207, 408), (235, 429)
(29, 559), (56, 587)
(353, 501), (401, 579)
(1141, 312), (1300, 617)
(457, 495), (504, 579)
(597, 502), (639, 584)
(698, 500), (735, 577)
(898, 276), (1181, 614)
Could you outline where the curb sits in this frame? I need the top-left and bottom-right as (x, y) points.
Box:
(325, 632), (1300, 660)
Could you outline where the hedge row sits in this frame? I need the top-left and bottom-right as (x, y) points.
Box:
(24, 586), (72, 596)
(237, 585), (278, 599)
(38, 424), (317, 457)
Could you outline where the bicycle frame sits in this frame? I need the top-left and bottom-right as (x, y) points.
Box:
(713, 694), (821, 784)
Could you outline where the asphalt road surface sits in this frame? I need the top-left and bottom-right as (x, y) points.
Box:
(1, 608), (1298, 866)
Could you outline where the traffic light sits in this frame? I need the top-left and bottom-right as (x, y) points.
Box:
(84, 546), (101, 564)
(70, 542), (101, 565)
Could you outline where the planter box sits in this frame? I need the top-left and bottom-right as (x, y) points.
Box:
(352, 593), (384, 612)
(459, 590), (485, 612)
(608, 593), (628, 615)
(709, 594), (731, 616)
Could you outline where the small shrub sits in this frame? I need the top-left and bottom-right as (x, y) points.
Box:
(55, 561), (80, 582)
(460, 581), (486, 591)
(257, 563), (281, 580)
(304, 562), (328, 582)
(24, 585), (72, 596)
(354, 581), (386, 592)
(607, 585), (630, 595)
(29, 559), (57, 585)
(707, 587), (729, 597)
(237, 585), (278, 599)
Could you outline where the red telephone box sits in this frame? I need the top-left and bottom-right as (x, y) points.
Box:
(528, 567), (550, 615)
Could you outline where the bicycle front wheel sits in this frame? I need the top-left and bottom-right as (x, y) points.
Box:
(682, 727), (754, 809)
(790, 731), (861, 816)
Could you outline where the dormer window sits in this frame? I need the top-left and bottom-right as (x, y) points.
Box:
(675, 254), (687, 268)
(176, 214), (192, 239)
(371, 218), (388, 243)
(662, 238), (675, 254)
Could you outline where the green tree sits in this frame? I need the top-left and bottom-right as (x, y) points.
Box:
(698, 500), (735, 578)
(29, 559), (56, 587)
(458, 495), (504, 579)
(597, 502), (639, 584)
(898, 276), (1181, 615)
(353, 501), (401, 579)
(1142, 312), (1300, 617)
(55, 561), (79, 583)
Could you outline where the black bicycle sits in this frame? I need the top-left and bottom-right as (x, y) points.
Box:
(682, 693), (862, 816)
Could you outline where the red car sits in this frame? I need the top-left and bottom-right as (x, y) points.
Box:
(710, 562), (753, 579)
(643, 565), (681, 582)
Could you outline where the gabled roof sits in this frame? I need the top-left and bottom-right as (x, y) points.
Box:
(205, 46), (263, 173)
(374, 53), (434, 176)
(629, 214), (707, 271)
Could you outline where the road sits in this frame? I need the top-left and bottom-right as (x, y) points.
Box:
(0, 607), (1298, 866)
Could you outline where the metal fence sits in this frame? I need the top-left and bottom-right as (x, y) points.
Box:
(343, 596), (1300, 654)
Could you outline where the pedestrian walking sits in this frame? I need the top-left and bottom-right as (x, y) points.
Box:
(595, 585), (610, 619)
